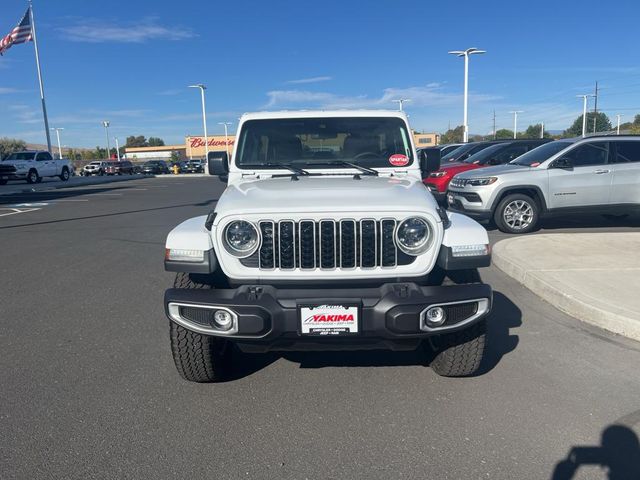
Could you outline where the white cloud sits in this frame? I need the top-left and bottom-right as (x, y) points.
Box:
(265, 83), (499, 109)
(157, 89), (183, 96)
(0, 88), (20, 94)
(285, 76), (332, 85)
(60, 17), (196, 43)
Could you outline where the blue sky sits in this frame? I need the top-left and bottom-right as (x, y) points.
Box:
(2, 0), (640, 148)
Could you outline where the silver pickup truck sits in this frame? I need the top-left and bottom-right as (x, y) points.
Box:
(0, 150), (72, 184)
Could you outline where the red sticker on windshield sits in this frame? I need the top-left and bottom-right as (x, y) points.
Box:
(389, 154), (409, 167)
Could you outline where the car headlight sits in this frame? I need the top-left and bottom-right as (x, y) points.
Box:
(395, 217), (433, 255)
(223, 220), (260, 257)
(466, 177), (497, 186)
(429, 171), (447, 178)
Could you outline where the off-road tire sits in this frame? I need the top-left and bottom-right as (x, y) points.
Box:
(494, 193), (539, 234)
(59, 167), (70, 181)
(429, 320), (487, 377)
(26, 169), (39, 184)
(169, 272), (228, 382)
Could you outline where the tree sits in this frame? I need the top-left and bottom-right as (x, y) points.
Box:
(521, 124), (550, 139)
(440, 125), (464, 144)
(495, 129), (514, 139)
(148, 137), (165, 147)
(170, 151), (181, 162)
(564, 112), (612, 137)
(0, 137), (27, 159)
(125, 135), (148, 147)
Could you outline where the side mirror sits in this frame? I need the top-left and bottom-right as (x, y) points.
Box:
(553, 156), (573, 170)
(207, 151), (229, 181)
(419, 148), (441, 176)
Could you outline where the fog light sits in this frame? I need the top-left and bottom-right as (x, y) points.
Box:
(213, 310), (233, 330)
(425, 307), (446, 327)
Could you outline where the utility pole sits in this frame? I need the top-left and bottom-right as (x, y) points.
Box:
(102, 121), (111, 159)
(509, 111), (523, 139)
(189, 84), (209, 172)
(492, 110), (497, 139)
(592, 81), (599, 134)
(218, 122), (233, 157)
(576, 94), (594, 137)
(616, 114), (622, 135)
(114, 137), (121, 161)
(50, 127), (64, 159)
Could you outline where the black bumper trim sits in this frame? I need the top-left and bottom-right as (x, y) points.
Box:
(446, 205), (493, 221)
(164, 282), (492, 347)
(437, 246), (491, 270)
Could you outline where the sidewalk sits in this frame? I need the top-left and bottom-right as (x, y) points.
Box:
(493, 232), (640, 341)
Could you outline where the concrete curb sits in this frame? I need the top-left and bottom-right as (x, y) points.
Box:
(493, 236), (640, 342)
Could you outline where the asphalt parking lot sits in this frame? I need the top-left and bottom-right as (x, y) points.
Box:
(1, 176), (639, 479)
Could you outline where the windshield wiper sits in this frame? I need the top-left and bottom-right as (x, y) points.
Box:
(308, 161), (379, 176)
(242, 162), (309, 176)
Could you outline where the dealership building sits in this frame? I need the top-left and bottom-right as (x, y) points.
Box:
(124, 132), (438, 161)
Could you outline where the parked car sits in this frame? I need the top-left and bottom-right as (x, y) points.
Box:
(141, 160), (170, 175)
(104, 160), (134, 175)
(170, 161), (189, 173)
(0, 150), (72, 184)
(419, 143), (464, 159)
(440, 141), (502, 163)
(425, 139), (551, 202)
(447, 135), (640, 233)
(163, 109), (493, 383)
(183, 160), (204, 173)
(82, 161), (109, 176)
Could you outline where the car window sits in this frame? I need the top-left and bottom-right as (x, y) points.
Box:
(613, 141), (640, 163)
(511, 141), (573, 166)
(493, 144), (529, 164)
(37, 152), (53, 161)
(563, 142), (609, 167)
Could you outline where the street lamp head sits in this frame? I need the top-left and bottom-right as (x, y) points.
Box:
(467, 48), (486, 55)
(448, 48), (486, 57)
(102, 121), (110, 128)
(448, 50), (465, 57)
(189, 84), (206, 90)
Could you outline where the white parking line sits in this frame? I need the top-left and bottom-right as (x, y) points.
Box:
(0, 208), (41, 217)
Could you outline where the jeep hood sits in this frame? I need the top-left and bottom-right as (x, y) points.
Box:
(215, 176), (438, 216)
(455, 163), (532, 178)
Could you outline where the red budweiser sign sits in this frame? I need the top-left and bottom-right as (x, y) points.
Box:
(189, 138), (235, 149)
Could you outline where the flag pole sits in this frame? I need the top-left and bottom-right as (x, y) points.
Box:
(29, 0), (52, 152)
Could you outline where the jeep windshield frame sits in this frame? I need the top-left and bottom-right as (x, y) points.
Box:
(234, 117), (414, 171)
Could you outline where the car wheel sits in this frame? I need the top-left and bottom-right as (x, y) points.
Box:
(59, 167), (70, 181)
(26, 169), (39, 184)
(169, 272), (230, 383)
(494, 193), (539, 234)
(427, 319), (487, 377)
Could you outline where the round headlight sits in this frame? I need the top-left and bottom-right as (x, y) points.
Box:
(396, 217), (432, 255)
(223, 220), (260, 257)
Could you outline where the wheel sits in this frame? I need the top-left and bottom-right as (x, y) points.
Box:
(494, 193), (539, 234)
(59, 167), (70, 181)
(428, 320), (487, 377)
(26, 169), (39, 184)
(169, 272), (229, 382)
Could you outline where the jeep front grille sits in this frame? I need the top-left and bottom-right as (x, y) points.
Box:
(241, 219), (411, 270)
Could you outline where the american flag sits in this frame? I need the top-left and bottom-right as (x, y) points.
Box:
(0, 7), (33, 56)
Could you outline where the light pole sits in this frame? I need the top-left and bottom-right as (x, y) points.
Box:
(50, 127), (64, 159)
(616, 114), (623, 135)
(189, 84), (209, 173)
(448, 47), (486, 143)
(102, 121), (111, 159)
(540, 121), (544, 139)
(393, 99), (410, 111)
(114, 137), (121, 161)
(576, 95), (594, 137)
(509, 111), (523, 139)
(218, 122), (233, 157)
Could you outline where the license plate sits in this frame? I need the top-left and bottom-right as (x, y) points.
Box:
(299, 304), (359, 336)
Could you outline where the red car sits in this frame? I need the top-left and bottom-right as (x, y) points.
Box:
(424, 139), (550, 202)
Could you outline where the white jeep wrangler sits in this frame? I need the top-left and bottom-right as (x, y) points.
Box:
(164, 110), (492, 382)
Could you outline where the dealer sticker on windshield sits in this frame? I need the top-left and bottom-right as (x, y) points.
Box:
(389, 154), (409, 167)
(299, 304), (359, 336)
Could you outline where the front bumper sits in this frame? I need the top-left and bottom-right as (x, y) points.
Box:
(164, 282), (492, 352)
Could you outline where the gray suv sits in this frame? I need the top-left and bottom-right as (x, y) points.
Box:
(447, 136), (640, 233)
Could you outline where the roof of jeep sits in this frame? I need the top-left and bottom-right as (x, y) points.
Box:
(239, 110), (409, 121)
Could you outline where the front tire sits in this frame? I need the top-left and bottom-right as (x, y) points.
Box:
(494, 193), (539, 234)
(429, 320), (487, 377)
(169, 272), (228, 383)
(26, 169), (39, 184)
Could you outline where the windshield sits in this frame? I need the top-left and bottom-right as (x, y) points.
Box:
(463, 144), (506, 165)
(510, 141), (572, 166)
(4, 152), (35, 161)
(236, 117), (414, 169)
(440, 145), (471, 162)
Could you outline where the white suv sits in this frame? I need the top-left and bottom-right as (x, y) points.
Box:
(448, 136), (640, 233)
(163, 110), (493, 382)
